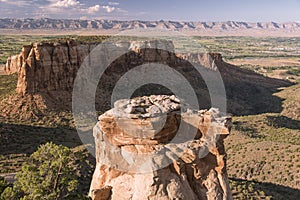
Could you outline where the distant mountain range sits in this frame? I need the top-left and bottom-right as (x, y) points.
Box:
(1, 18), (300, 36)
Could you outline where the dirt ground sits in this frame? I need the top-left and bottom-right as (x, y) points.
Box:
(0, 65), (5, 75)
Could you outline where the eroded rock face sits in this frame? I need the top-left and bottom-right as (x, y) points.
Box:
(90, 95), (232, 200)
(5, 41), (99, 94)
(5, 39), (291, 116)
(4, 40), (220, 95)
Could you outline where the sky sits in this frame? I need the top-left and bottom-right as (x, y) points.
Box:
(0, 0), (300, 22)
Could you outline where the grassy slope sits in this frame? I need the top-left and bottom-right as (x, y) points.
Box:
(196, 37), (300, 199)
(275, 84), (300, 120)
(0, 74), (17, 100)
(226, 113), (300, 199)
(225, 82), (300, 199)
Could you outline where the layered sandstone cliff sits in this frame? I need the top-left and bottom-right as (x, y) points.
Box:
(89, 95), (232, 200)
(5, 40), (100, 94)
(5, 40), (220, 95)
(5, 40), (291, 115)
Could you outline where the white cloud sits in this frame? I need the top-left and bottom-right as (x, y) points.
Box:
(102, 5), (115, 13)
(0, 0), (127, 18)
(84, 5), (100, 14)
(51, 0), (80, 8)
(12, 0), (123, 18)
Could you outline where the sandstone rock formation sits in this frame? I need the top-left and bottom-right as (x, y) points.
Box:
(4, 39), (291, 115)
(89, 95), (233, 200)
(4, 40), (219, 112)
(5, 40), (99, 94)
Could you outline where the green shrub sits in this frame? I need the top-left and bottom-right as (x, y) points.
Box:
(5, 142), (81, 200)
(0, 177), (8, 195)
(287, 68), (300, 76)
(0, 186), (19, 200)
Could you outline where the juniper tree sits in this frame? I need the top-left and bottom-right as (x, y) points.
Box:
(12, 142), (79, 200)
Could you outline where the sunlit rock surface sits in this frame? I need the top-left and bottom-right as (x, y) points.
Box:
(89, 95), (233, 200)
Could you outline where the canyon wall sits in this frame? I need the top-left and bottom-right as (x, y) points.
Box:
(5, 40), (221, 95)
(5, 41), (99, 94)
(5, 40), (291, 116)
(90, 95), (233, 200)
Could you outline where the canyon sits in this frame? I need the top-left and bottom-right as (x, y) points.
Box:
(4, 39), (291, 116)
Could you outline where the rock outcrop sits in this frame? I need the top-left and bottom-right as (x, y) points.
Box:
(89, 95), (233, 200)
(4, 40), (219, 95)
(5, 41), (99, 94)
(4, 39), (291, 116)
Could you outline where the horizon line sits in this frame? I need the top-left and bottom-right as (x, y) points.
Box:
(0, 18), (299, 24)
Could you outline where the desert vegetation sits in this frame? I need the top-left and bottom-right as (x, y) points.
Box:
(0, 142), (91, 200)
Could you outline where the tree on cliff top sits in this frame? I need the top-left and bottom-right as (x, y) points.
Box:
(5, 142), (80, 200)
